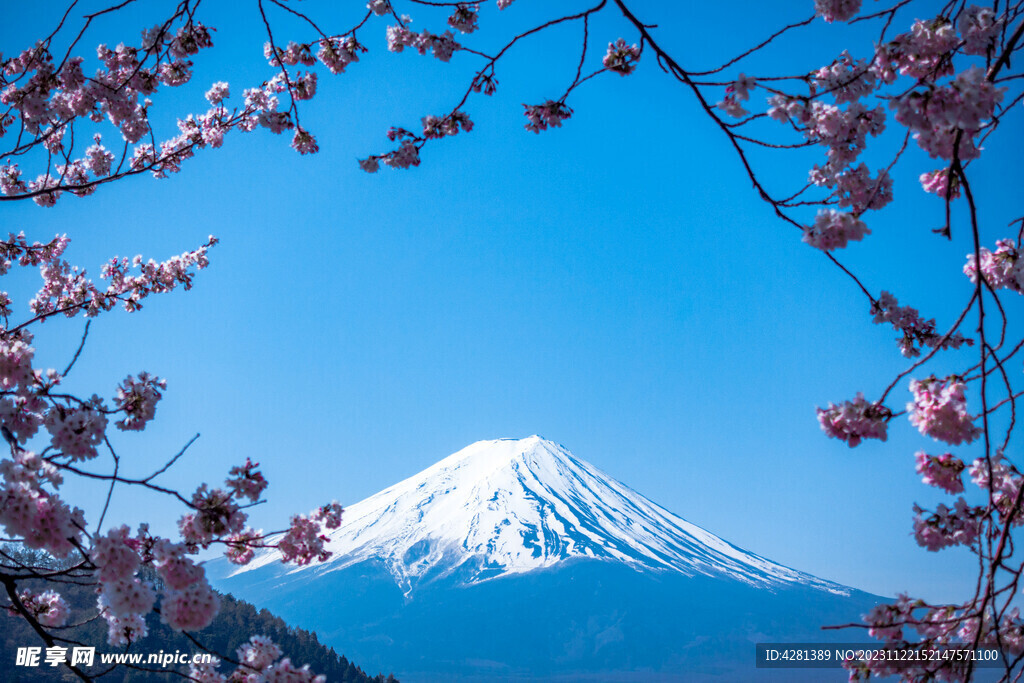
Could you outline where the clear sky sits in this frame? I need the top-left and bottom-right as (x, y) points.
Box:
(3, 0), (1022, 605)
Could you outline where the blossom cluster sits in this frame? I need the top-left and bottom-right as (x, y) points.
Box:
(964, 239), (1024, 294)
(603, 39), (641, 77)
(387, 22), (461, 62)
(892, 66), (1005, 161)
(0, 21), (218, 206)
(0, 447), (84, 557)
(448, 5), (480, 34)
(914, 451), (965, 494)
(816, 393), (890, 447)
(15, 590), (70, 627)
(912, 498), (982, 551)
(969, 454), (1024, 526)
(802, 209), (869, 251)
(523, 100), (573, 134)
(716, 74), (755, 118)
(421, 111), (474, 139)
(919, 168), (959, 199)
(907, 376), (981, 446)
(113, 372), (166, 431)
(813, 51), (875, 104)
(190, 635), (327, 683)
(814, 0), (862, 23)
(277, 502), (344, 565)
(27, 234), (218, 319)
(870, 291), (971, 358)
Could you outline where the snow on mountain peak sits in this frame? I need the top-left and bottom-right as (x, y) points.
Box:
(232, 437), (849, 597)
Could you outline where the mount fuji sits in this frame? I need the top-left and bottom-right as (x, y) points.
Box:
(208, 436), (883, 682)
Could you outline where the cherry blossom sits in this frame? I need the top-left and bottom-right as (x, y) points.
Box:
(523, 101), (572, 133)
(113, 372), (166, 431)
(227, 458), (269, 501)
(603, 39), (641, 76)
(964, 239), (1024, 294)
(907, 376), (981, 446)
(278, 513), (332, 565)
(448, 4), (480, 34)
(914, 452), (966, 494)
(17, 590), (70, 627)
(802, 209), (869, 251)
(870, 291), (971, 358)
(816, 393), (890, 446)
(919, 168), (959, 199)
(814, 0), (862, 23)
(92, 525), (141, 582)
(912, 498), (982, 551)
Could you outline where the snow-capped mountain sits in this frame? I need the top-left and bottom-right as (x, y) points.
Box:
(232, 436), (845, 597)
(211, 437), (882, 682)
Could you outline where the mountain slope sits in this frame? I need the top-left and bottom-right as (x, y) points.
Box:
(232, 436), (847, 596)
(210, 436), (883, 682)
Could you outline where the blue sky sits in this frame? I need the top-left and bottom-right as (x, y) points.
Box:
(4, 0), (1022, 605)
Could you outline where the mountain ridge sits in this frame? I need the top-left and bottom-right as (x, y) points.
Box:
(210, 436), (882, 681)
(229, 436), (850, 598)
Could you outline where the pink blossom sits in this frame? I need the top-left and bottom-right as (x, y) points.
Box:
(864, 594), (916, 641)
(907, 376), (981, 446)
(914, 452), (965, 494)
(278, 513), (331, 565)
(0, 448), (85, 557)
(969, 454), (1023, 525)
(189, 661), (227, 683)
(156, 551), (205, 591)
(103, 613), (147, 646)
(161, 577), (220, 631)
(421, 111), (473, 139)
(314, 501), (343, 529)
(813, 51), (875, 103)
(829, 164), (892, 213)
(180, 485), (245, 547)
(802, 209), (869, 251)
(0, 337), (35, 389)
(874, 18), (958, 82)
(113, 372), (166, 431)
(603, 39), (641, 76)
(870, 290), (971, 358)
(18, 589), (70, 627)
(383, 139), (421, 169)
(263, 658), (327, 683)
(205, 81), (230, 105)
(93, 525), (141, 582)
(225, 528), (262, 565)
(358, 157), (380, 173)
(448, 4), (480, 34)
(912, 498), (981, 551)
(43, 401), (108, 461)
(237, 635), (282, 671)
(387, 25), (461, 62)
(368, 0), (391, 16)
(919, 168), (959, 199)
(964, 239), (1024, 294)
(892, 67), (1004, 161)
(99, 577), (156, 617)
(84, 135), (114, 177)
(291, 128), (319, 155)
(0, 394), (45, 442)
(814, 0), (861, 23)
(317, 37), (364, 75)
(523, 101), (572, 133)
(227, 458), (269, 501)
(959, 6), (1002, 56)
(816, 393), (890, 447)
